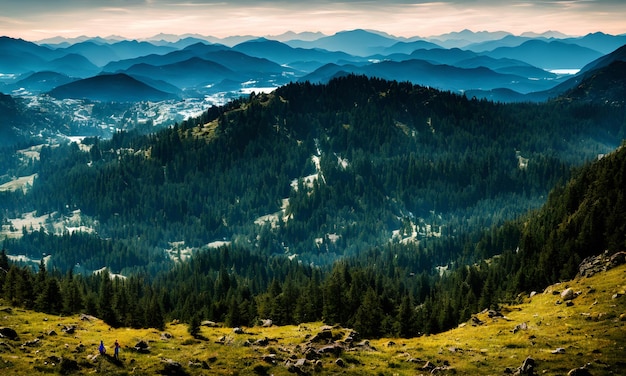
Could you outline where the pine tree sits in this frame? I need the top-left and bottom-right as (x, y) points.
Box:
(97, 269), (117, 326)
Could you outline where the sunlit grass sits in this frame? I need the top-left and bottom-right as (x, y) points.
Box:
(1, 264), (625, 375)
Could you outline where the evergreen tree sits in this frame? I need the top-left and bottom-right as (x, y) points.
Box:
(97, 269), (117, 326)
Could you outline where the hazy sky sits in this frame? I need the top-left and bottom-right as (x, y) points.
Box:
(1, 0), (625, 41)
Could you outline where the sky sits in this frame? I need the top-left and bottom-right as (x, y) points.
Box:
(1, 0), (625, 41)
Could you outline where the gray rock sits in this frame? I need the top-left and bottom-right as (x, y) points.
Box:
(551, 347), (566, 354)
(335, 358), (345, 367)
(561, 288), (576, 301)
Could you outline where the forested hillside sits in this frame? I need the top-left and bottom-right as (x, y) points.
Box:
(1, 75), (625, 337)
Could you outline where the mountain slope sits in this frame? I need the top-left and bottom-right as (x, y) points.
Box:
(486, 40), (603, 69)
(1, 261), (623, 375)
(47, 73), (178, 102)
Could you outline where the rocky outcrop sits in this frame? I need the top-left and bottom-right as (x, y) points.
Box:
(578, 250), (626, 278)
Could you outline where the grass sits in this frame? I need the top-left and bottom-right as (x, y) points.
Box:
(1, 264), (625, 375)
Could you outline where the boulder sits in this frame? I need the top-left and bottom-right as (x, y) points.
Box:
(261, 319), (273, 327)
(233, 327), (244, 335)
(309, 328), (332, 343)
(516, 356), (536, 375)
(0, 327), (18, 340)
(561, 288), (576, 301)
(134, 340), (150, 353)
(335, 358), (345, 367)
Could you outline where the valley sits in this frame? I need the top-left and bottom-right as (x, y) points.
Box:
(0, 25), (625, 375)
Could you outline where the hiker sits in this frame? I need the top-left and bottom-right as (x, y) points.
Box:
(114, 339), (120, 359)
(98, 340), (106, 355)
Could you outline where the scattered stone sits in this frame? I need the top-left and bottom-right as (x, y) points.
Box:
(79, 314), (93, 321)
(134, 340), (150, 353)
(200, 320), (218, 327)
(561, 288), (576, 301)
(422, 361), (436, 371)
(261, 319), (273, 327)
(215, 335), (226, 344)
(158, 358), (186, 376)
(47, 330), (57, 336)
(318, 343), (343, 356)
(59, 357), (80, 373)
(512, 322), (528, 333)
(516, 356), (536, 375)
(0, 307), (12, 313)
(335, 358), (345, 367)
(551, 347), (566, 354)
(233, 327), (244, 335)
(61, 325), (76, 334)
(253, 337), (269, 346)
(488, 310), (504, 318)
(309, 328), (333, 343)
(612, 292), (623, 299)
(22, 338), (40, 347)
(161, 332), (173, 340)
(471, 315), (484, 326)
(387, 341), (396, 347)
(566, 301), (574, 307)
(529, 291), (537, 298)
(0, 327), (19, 340)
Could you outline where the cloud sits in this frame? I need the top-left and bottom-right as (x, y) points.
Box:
(0, 0), (624, 40)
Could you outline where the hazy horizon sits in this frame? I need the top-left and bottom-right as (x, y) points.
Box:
(1, 0), (625, 42)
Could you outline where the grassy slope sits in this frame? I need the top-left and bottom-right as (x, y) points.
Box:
(1, 265), (625, 375)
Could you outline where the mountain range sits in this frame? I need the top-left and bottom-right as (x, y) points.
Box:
(1, 29), (625, 103)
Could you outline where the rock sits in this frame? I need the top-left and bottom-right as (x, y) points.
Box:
(422, 361), (436, 371)
(304, 346), (321, 360)
(79, 314), (93, 321)
(561, 288), (576, 301)
(488, 310), (504, 318)
(261, 319), (273, 327)
(309, 328), (333, 343)
(551, 347), (566, 354)
(233, 327), (244, 335)
(318, 343), (343, 356)
(578, 250), (626, 277)
(512, 322), (528, 333)
(161, 332), (173, 340)
(253, 337), (269, 346)
(335, 358), (345, 367)
(22, 338), (40, 347)
(516, 356), (535, 375)
(158, 358), (185, 375)
(61, 325), (76, 334)
(471, 316), (484, 325)
(47, 330), (57, 336)
(0, 327), (19, 340)
(59, 358), (80, 373)
(529, 291), (537, 298)
(568, 366), (593, 376)
(200, 320), (218, 327)
(134, 340), (150, 353)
